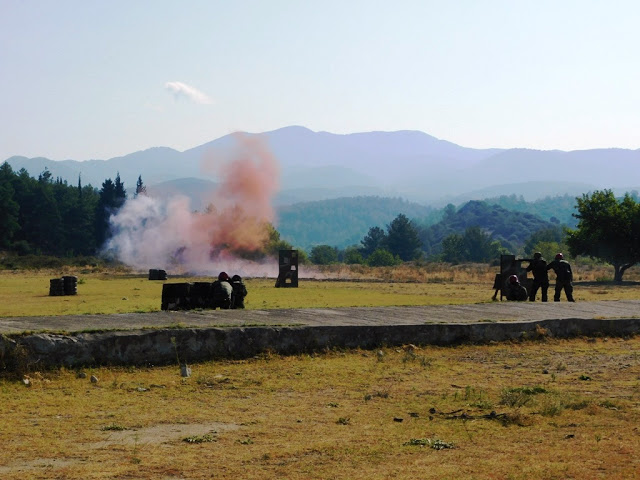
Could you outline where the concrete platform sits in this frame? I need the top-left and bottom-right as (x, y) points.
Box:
(1, 300), (639, 334)
(1, 301), (639, 371)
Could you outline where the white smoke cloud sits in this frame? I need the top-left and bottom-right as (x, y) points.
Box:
(103, 134), (281, 278)
(165, 81), (212, 105)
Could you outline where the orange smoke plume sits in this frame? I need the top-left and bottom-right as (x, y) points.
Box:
(200, 133), (280, 253)
(105, 133), (281, 274)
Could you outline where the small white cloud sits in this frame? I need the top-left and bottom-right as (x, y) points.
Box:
(165, 81), (212, 105)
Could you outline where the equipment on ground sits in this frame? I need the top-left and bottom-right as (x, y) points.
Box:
(492, 254), (532, 301)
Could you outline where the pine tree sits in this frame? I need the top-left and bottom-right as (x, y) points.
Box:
(360, 226), (387, 257)
(0, 162), (20, 248)
(27, 169), (63, 253)
(385, 214), (422, 261)
(134, 175), (147, 198)
(95, 178), (116, 247)
(114, 172), (127, 208)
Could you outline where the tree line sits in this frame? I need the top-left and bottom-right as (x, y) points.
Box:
(2, 163), (638, 282)
(0, 163), (298, 265)
(308, 212), (512, 267)
(308, 191), (640, 282)
(308, 202), (560, 267)
(0, 162), (133, 256)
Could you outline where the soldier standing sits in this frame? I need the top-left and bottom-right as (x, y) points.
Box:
(526, 252), (549, 302)
(547, 253), (575, 302)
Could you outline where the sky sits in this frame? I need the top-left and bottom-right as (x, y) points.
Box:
(1, 0), (640, 161)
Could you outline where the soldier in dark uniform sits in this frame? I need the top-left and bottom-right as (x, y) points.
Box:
(491, 273), (502, 301)
(230, 274), (248, 309)
(546, 253), (575, 302)
(212, 271), (233, 309)
(505, 275), (528, 301)
(526, 252), (549, 302)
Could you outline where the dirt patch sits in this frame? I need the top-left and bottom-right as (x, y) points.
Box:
(0, 422), (241, 476)
(0, 458), (79, 477)
(92, 421), (241, 447)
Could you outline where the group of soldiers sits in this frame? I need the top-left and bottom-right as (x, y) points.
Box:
(213, 271), (248, 309)
(503, 252), (575, 302)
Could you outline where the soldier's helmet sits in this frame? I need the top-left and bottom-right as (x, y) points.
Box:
(509, 274), (519, 284)
(231, 274), (242, 282)
(218, 271), (230, 281)
(534, 252), (542, 259)
(555, 253), (563, 260)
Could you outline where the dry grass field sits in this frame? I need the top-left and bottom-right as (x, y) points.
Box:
(1, 337), (639, 479)
(1, 262), (639, 479)
(1, 262), (640, 317)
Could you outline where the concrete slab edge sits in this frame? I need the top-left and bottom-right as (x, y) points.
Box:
(1, 317), (639, 372)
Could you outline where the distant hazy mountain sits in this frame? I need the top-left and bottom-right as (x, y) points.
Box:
(145, 178), (219, 211)
(274, 185), (391, 207)
(441, 180), (597, 205)
(143, 177), (391, 211)
(5, 147), (190, 189)
(4, 126), (639, 205)
(460, 148), (640, 191)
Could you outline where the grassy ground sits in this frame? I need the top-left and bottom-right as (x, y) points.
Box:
(1, 263), (640, 317)
(0, 337), (639, 479)
(1, 263), (639, 478)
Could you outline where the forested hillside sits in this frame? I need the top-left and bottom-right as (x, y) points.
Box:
(277, 194), (566, 255)
(483, 191), (640, 228)
(276, 196), (437, 250)
(480, 194), (576, 227)
(418, 200), (556, 255)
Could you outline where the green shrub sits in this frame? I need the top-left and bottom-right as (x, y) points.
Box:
(367, 249), (401, 267)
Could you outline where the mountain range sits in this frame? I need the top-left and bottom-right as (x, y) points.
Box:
(5, 126), (640, 207)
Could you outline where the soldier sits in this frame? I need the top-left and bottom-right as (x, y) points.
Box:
(212, 271), (233, 309)
(230, 274), (248, 309)
(491, 273), (502, 301)
(546, 253), (575, 302)
(505, 274), (528, 301)
(526, 252), (549, 302)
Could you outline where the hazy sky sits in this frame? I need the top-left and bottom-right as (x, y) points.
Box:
(1, 0), (639, 160)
